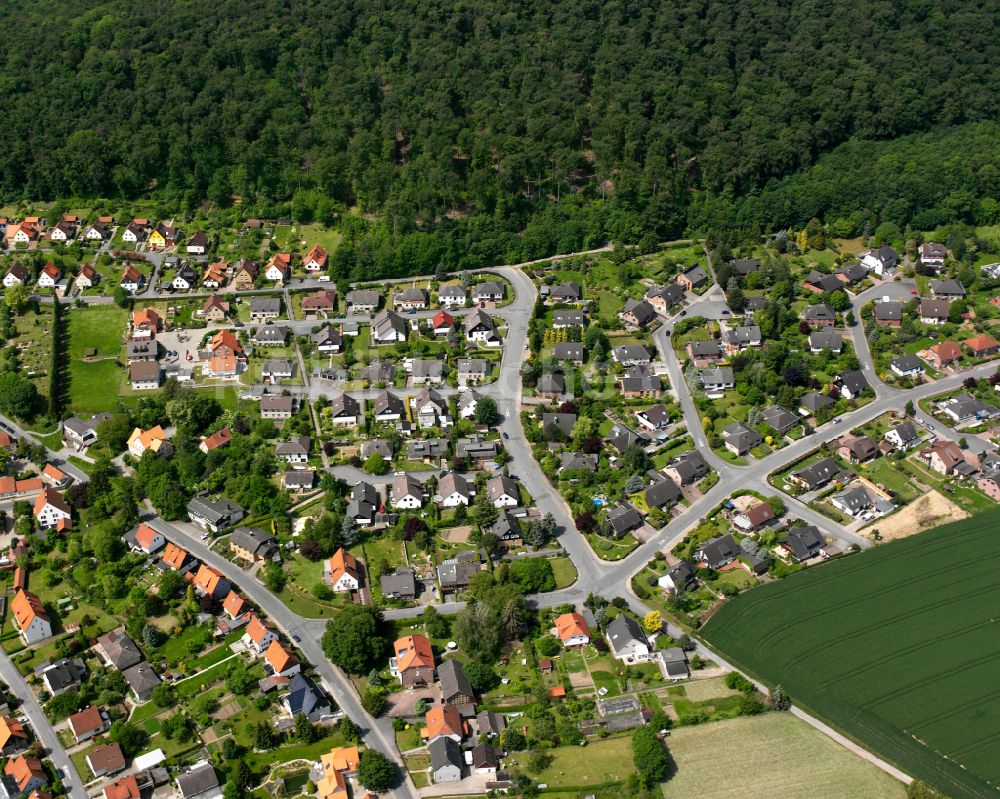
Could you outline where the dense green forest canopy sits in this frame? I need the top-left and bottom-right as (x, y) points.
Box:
(4, 0), (1000, 267)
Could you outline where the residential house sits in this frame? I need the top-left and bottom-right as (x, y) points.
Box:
(930, 279), (965, 299)
(393, 635), (435, 687)
(344, 290), (380, 313)
(696, 533), (741, 569)
(437, 285), (467, 307)
(380, 568), (417, 600)
(831, 486), (872, 517)
(74, 264), (98, 289)
(1, 264), (28, 287)
(463, 309), (500, 345)
(253, 324), (288, 346)
(471, 743), (499, 775)
(122, 220), (149, 244)
(920, 341), (962, 370)
(232, 260), (258, 290)
(175, 763), (222, 799)
(2, 756), (47, 798)
(919, 242), (949, 269)
(129, 361), (161, 390)
(264, 641), (300, 678)
(727, 258), (760, 277)
(429, 738), (462, 783)
(555, 612), (590, 647)
(161, 543), (193, 573)
(963, 335), (999, 359)
(229, 527), (279, 562)
(559, 452), (597, 473)
(939, 395), (999, 424)
(536, 372), (566, 399)
(282, 470), (315, 491)
(199, 427), (232, 454)
(476, 710), (506, 739)
(803, 270), (844, 294)
(761, 405), (799, 436)
(664, 451), (710, 486)
(788, 457), (840, 491)
(328, 393), (361, 425)
(432, 310), (454, 335)
(261, 359), (294, 383)
(552, 310), (585, 328)
(607, 504), (643, 536)
(264, 253), (291, 283)
(860, 246), (899, 277)
(891, 355), (925, 378)
(491, 511), (522, 546)
(646, 283), (685, 314)
(83, 221), (110, 241)
(33, 488), (71, 530)
(362, 361), (396, 385)
(438, 659), (475, 706)
(119, 266), (143, 293)
(919, 298), (951, 325)
(701, 366), (735, 393)
(837, 434), (879, 463)
(39, 659), (84, 696)
(243, 614), (279, 654)
(733, 501), (776, 532)
(282, 673), (330, 721)
(455, 434), (496, 461)
(186, 495), (244, 532)
(407, 439), (448, 464)
(36, 262), (60, 289)
(409, 359), (446, 384)
(775, 526), (825, 562)
(919, 440), (973, 476)
(86, 743), (126, 779)
(310, 325), (341, 353)
(798, 392), (834, 417)
(360, 439), (393, 463)
(548, 281), (582, 303)
(836, 369), (869, 399)
(721, 325), (762, 354)
(393, 287), (428, 310)
(611, 345), (652, 366)
(172, 264), (198, 290)
(721, 422), (761, 455)
(249, 297), (282, 321)
(201, 294), (229, 321)
(373, 390), (405, 422)
(11, 590), (51, 645)
(193, 565), (231, 600)
(885, 421), (919, 451)
(542, 412), (576, 438)
(346, 482), (380, 526)
(96, 629), (143, 671)
(606, 613), (650, 663)
(259, 394), (296, 420)
(472, 281), (504, 306)
(437, 554), (481, 593)
(552, 342), (584, 365)
(372, 310), (407, 343)
(412, 388), (450, 428)
(124, 522), (165, 555)
(0, 718), (27, 756)
(803, 303), (836, 327)
(302, 290), (336, 316)
(486, 474), (518, 507)
(436, 473), (472, 507)
(618, 298), (656, 329)
(222, 591), (248, 620)
(201, 262), (228, 289)
(677, 265), (708, 291)
(303, 245), (328, 272)
(874, 302), (902, 327)
(275, 435), (310, 464)
(605, 423), (650, 454)
(658, 561), (695, 594)
(122, 662), (161, 701)
(644, 476), (680, 511)
(686, 340), (722, 366)
(391, 474), (425, 509)
(635, 403), (671, 431)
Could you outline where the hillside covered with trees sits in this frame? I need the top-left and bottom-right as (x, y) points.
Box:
(4, 0), (1000, 269)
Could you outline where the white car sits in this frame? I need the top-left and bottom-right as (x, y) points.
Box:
(318, 275), (331, 282)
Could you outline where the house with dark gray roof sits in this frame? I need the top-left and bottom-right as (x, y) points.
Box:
(890, 354), (924, 378)
(831, 486), (871, 517)
(761, 406), (799, 436)
(606, 504), (643, 535)
(606, 614), (650, 662)
(696, 533), (741, 569)
(644, 476), (680, 510)
(700, 366), (735, 392)
(777, 526), (825, 562)
(96, 629), (143, 671)
(664, 451), (709, 486)
(619, 298), (656, 328)
(253, 324), (288, 346)
(187, 495), (244, 532)
(123, 662), (161, 701)
(438, 658), (475, 706)
(429, 737), (463, 783)
(611, 345), (652, 366)
(549, 282), (582, 303)
(248, 297), (282, 320)
(798, 391), (834, 416)
(282, 673), (329, 720)
(808, 329), (843, 354)
(606, 423), (650, 454)
(803, 303), (836, 327)
(552, 310), (585, 328)
(836, 369), (869, 399)
(789, 456), (840, 491)
(636, 403), (671, 430)
(537, 372), (566, 398)
(380, 567), (417, 600)
(559, 452), (597, 472)
(553, 342), (584, 364)
(721, 422), (762, 455)
(543, 413), (576, 438)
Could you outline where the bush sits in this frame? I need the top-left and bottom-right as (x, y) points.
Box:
(361, 688), (388, 717)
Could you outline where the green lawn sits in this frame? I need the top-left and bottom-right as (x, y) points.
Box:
(298, 224), (343, 256)
(531, 736), (635, 788)
(584, 532), (639, 561)
(661, 714), (905, 799)
(549, 556), (578, 589)
(67, 305), (127, 358)
(66, 305), (129, 413)
(701, 510), (1000, 799)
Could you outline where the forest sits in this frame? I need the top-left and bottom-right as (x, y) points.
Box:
(4, 0), (1000, 271)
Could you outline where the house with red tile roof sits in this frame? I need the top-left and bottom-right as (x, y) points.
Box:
(324, 549), (360, 593)
(33, 488), (71, 530)
(68, 707), (109, 743)
(264, 640), (301, 677)
(242, 613), (278, 654)
(199, 427), (232, 454)
(192, 564), (231, 599)
(392, 635), (435, 687)
(554, 612), (590, 647)
(304, 245), (328, 272)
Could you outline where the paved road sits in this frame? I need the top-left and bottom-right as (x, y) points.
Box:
(0, 651), (88, 799)
(0, 415), (91, 485)
(144, 516), (419, 799)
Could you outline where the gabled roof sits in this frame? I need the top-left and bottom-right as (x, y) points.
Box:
(103, 775), (140, 799)
(264, 640), (299, 674)
(394, 635), (434, 672)
(328, 548), (360, 585)
(0, 717), (27, 750)
(555, 612), (590, 642)
(33, 487), (70, 518)
(5, 756), (45, 792)
(222, 591), (248, 618)
(68, 706), (105, 738)
(606, 614), (646, 655)
(244, 613), (276, 645)
(96, 629), (143, 670)
(11, 589), (48, 632)
(438, 658), (474, 701)
(422, 705), (465, 740)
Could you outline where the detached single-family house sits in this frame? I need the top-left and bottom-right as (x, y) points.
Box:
(391, 474), (425, 509)
(372, 310), (407, 343)
(393, 635), (435, 687)
(555, 612), (590, 647)
(775, 526), (825, 562)
(918, 242), (948, 269)
(721, 422), (761, 455)
(891, 354), (925, 378)
(187, 495), (244, 532)
(11, 589), (51, 645)
(836, 369), (869, 399)
(325, 549), (361, 592)
(393, 287), (428, 310)
(803, 303), (836, 328)
(429, 738), (462, 783)
(606, 614), (650, 663)
(275, 435), (311, 464)
(303, 245), (328, 272)
(437, 285), (467, 307)
(920, 341), (962, 370)
(919, 298), (951, 325)
(930, 279), (966, 300)
(860, 246), (899, 277)
(619, 298), (656, 329)
(885, 421), (919, 451)
(436, 473), (472, 507)
(345, 290), (381, 313)
(701, 366), (735, 393)
(677, 264), (708, 291)
(874, 302), (902, 327)
(229, 527), (279, 562)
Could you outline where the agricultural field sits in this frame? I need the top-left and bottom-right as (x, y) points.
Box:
(701, 509), (1000, 799)
(661, 714), (905, 799)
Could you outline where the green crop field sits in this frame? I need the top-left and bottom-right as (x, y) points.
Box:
(701, 509), (1000, 799)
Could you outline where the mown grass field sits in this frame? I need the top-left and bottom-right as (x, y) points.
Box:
(701, 509), (1000, 799)
(66, 305), (128, 412)
(661, 714), (905, 799)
